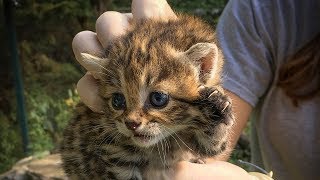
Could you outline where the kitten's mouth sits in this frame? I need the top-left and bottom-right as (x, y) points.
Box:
(133, 133), (153, 140)
(131, 133), (158, 147)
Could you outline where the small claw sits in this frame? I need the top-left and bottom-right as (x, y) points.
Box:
(222, 101), (230, 112)
(190, 158), (206, 164)
(208, 90), (219, 98)
(196, 159), (206, 164)
(198, 85), (206, 90)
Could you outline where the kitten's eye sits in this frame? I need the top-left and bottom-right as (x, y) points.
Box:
(149, 92), (169, 108)
(112, 93), (126, 110)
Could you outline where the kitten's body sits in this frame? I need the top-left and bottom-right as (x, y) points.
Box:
(61, 15), (234, 180)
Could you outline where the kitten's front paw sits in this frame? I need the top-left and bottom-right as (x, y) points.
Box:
(197, 87), (234, 126)
(190, 87), (234, 157)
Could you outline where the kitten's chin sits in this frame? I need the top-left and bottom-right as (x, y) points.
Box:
(131, 134), (166, 148)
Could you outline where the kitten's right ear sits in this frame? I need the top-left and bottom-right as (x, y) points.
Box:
(80, 53), (108, 79)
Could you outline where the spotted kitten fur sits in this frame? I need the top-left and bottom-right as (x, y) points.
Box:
(60, 14), (234, 180)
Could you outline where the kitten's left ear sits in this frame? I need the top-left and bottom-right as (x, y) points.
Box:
(184, 42), (222, 85)
(80, 53), (108, 79)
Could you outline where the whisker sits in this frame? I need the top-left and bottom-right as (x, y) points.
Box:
(161, 127), (183, 152)
(162, 125), (194, 152)
(156, 143), (165, 168)
(89, 71), (111, 76)
(94, 131), (119, 156)
(159, 132), (167, 167)
(86, 59), (109, 72)
(161, 131), (170, 164)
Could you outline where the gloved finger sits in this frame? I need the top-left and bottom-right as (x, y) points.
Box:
(132, 0), (177, 21)
(73, 12), (131, 72)
(72, 31), (105, 70)
(77, 72), (105, 113)
(96, 11), (132, 48)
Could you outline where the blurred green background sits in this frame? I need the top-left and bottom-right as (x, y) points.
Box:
(0, 0), (249, 173)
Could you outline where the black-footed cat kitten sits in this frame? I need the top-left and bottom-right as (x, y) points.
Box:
(61, 13), (234, 180)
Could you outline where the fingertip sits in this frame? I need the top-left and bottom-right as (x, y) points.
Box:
(72, 31), (94, 50)
(96, 11), (131, 48)
(123, 13), (133, 19)
(132, 0), (177, 21)
(77, 73), (105, 113)
(72, 31), (105, 66)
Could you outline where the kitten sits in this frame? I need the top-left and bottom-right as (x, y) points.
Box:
(60, 14), (234, 180)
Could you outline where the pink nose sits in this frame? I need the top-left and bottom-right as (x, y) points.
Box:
(125, 121), (141, 131)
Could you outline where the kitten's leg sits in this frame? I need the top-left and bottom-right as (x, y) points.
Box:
(191, 87), (234, 157)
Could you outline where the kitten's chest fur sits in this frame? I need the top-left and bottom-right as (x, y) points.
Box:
(61, 14), (234, 180)
(62, 107), (202, 179)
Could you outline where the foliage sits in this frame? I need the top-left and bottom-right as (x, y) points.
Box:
(0, 0), (84, 172)
(26, 88), (80, 153)
(0, 112), (23, 172)
(169, 0), (227, 25)
(0, 52), (81, 172)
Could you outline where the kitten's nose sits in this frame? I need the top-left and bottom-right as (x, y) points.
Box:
(125, 121), (141, 131)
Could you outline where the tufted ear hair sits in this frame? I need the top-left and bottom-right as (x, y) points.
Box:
(184, 42), (223, 85)
(80, 53), (108, 79)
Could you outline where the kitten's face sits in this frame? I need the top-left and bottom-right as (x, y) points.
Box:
(99, 51), (201, 147)
(92, 42), (232, 150)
